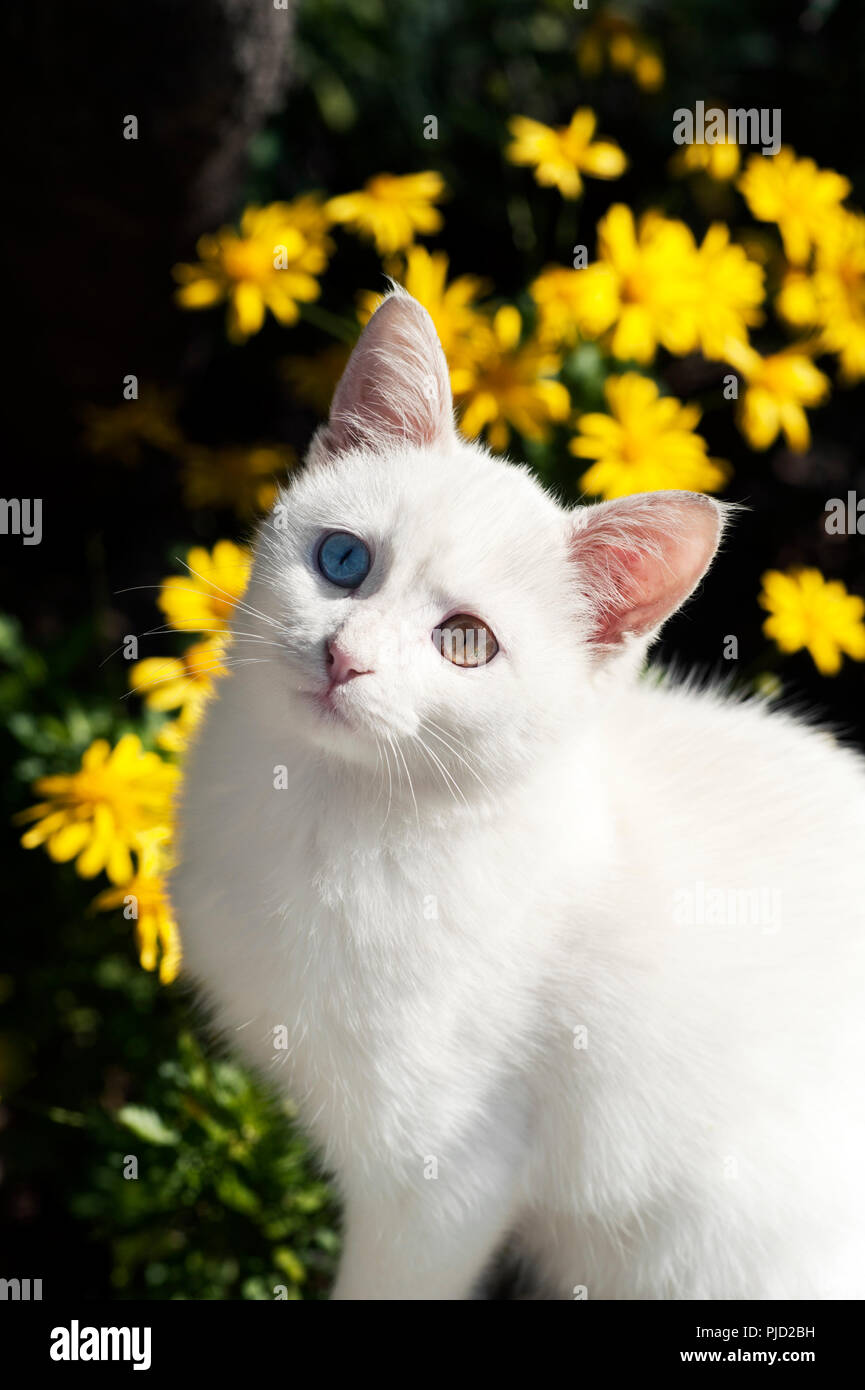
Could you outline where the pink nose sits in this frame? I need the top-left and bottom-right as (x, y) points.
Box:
(326, 639), (372, 687)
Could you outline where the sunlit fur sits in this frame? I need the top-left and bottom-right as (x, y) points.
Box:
(171, 290), (865, 1300)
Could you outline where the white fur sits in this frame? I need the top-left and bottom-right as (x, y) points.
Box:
(170, 291), (865, 1300)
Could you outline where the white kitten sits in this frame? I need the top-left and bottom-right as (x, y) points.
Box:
(170, 289), (865, 1300)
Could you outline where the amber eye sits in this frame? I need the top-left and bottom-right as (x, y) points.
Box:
(433, 614), (499, 667)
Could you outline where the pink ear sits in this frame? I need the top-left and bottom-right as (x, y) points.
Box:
(568, 491), (725, 650)
(315, 289), (453, 456)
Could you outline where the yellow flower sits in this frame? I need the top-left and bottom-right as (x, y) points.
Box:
(130, 637), (227, 713)
(282, 343), (352, 415)
(357, 246), (494, 406)
(268, 193), (335, 251)
(569, 205), (699, 362)
(81, 386), (182, 465)
(325, 172), (446, 255)
(631, 50), (664, 93)
(577, 18), (664, 92)
(572, 211), (763, 363)
(759, 568), (865, 676)
(738, 149), (851, 265)
(722, 338), (829, 452)
(158, 541), (252, 634)
(173, 198), (331, 343)
(530, 266), (594, 349)
(156, 692), (210, 756)
(506, 109), (627, 200)
(569, 373), (729, 500)
(811, 210), (865, 382)
(180, 443), (293, 516)
(775, 269), (820, 329)
(671, 136), (741, 182)
(693, 223), (765, 359)
(17, 735), (177, 885)
(93, 830), (181, 984)
(359, 245), (491, 366)
(452, 307), (570, 452)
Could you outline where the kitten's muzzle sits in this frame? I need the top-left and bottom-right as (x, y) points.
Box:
(326, 638), (374, 689)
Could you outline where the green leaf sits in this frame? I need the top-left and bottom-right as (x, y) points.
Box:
(215, 1169), (261, 1215)
(274, 1246), (306, 1283)
(117, 1105), (180, 1146)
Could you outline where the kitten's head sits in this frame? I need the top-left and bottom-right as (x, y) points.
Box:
(243, 289), (725, 793)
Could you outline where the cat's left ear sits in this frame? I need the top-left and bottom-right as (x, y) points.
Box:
(309, 289), (454, 460)
(567, 491), (727, 656)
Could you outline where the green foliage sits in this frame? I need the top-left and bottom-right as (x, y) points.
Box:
(74, 1031), (338, 1300)
(4, 0), (865, 1302)
(2, 622), (337, 1300)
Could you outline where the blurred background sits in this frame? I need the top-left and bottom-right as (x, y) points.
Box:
(2, 0), (864, 1299)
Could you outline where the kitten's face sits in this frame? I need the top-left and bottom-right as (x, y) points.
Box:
(245, 441), (587, 782)
(233, 290), (722, 795)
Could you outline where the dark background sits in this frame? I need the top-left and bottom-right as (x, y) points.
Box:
(1, 0), (863, 1299)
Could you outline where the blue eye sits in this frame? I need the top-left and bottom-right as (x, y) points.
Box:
(316, 531), (371, 590)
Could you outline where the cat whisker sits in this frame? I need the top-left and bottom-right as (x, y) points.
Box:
(393, 737), (420, 828)
(412, 733), (468, 809)
(388, 733), (403, 801)
(371, 739), (385, 810)
(423, 714), (508, 780)
(177, 558), (287, 635)
(418, 719), (494, 798)
(379, 738), (394, 833)
(99, 624), (285, 670)
(113, 582), (282, 636)
(413, 735), (461, 806)
(121, 656), (275, 700)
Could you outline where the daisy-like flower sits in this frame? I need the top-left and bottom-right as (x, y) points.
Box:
(568, 205), (699, 362)
(271, 193), (335, 250)
(325, 172), (446, 255)
(93, 829), (181, 984)
(671, 135), (741, 182)
(722, 338), (830, 453)
(181, 443), (294, 516)
(452, 307), (570, 452)
(157, 541), (251, 634)
(577, 17), (664, 92)
(81, 386), (182, 465)
(738, 149), (851, 266)
(759, 568), (865, 676)
(530, 266), (594, 349)
(173, 198), (332, 343)
(130, 636), (227, 713)
(358, 245), (491, 364)
(17, 735), (177, 885)
(811, 209), (865, 383)
(506, 109), (627, 200)
(569, 373), (729, 500)
(693, 223), (765, 359)
(775, 269), (820, 329)
(156, 692), (210, 756)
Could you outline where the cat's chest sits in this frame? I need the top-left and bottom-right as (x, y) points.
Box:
(195, 806), (544, 1146)
(203, 833), (520, 1162)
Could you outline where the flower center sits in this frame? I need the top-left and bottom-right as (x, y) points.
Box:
(622, 269), (649, 304)
(221, 239), (280, 283)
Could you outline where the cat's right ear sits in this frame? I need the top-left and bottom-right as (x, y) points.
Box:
(567, 491), (727, 659)
(307, 289), (454, 462)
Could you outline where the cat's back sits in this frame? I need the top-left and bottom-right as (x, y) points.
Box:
(600, 675), (865, 865)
